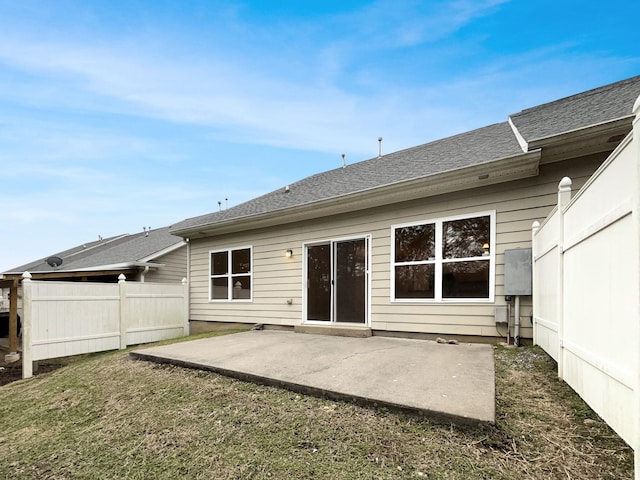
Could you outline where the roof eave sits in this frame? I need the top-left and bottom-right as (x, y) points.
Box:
(173, 151), (541, 239)
(2, 261), (164, 276)
(528, 116), (634, 150)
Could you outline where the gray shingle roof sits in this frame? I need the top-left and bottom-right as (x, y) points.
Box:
(172, 121), (523, 232)
(170, 75), (640, 235)
(5, 227), (183, 274)
(510, 75), (640, 143)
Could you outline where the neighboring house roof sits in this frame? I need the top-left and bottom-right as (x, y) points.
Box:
(3, 227), (184, 275)
(169, 75), (640, 238)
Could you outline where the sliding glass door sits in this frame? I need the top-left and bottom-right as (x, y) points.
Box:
(306, 237), (368, 325)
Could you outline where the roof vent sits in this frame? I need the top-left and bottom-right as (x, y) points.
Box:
(378, 137), (383, 157)
(342, 153), (346, 168)
(285, 185), (290, 193)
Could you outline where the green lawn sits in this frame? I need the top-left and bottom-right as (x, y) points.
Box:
(0, 333), (633, 479)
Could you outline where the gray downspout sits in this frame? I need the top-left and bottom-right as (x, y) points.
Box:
(140, 266), (149, 283)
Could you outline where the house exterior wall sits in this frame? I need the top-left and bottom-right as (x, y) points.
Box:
(187, 154), (604, 340)
(143, 246), (188, 283)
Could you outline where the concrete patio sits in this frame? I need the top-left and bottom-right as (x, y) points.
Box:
(130, 330), (495, 425)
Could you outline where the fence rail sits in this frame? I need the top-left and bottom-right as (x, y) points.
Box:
(532, 96), (640, 479)
(21, 273), (188, 378)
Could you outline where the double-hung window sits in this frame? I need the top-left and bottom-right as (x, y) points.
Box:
(210, 247), (252, 301)
(392, 212), (495, 301)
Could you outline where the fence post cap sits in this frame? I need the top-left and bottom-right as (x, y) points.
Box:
(181, 278), (188, 285)
(558, 177), (572, 190)
(22, 272), (32, 280)
(118, 274), (126, 283)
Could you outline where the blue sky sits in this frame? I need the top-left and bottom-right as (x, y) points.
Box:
(1, 0), (639, 271)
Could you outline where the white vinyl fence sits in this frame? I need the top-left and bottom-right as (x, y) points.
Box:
(21, 273), (188, 378)
(532, 97), (640, 478)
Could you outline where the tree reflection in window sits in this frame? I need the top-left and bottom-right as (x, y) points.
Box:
(442, 216), (489, 259)
(395, 224), (435, 262)
(393, 214), (492, 301)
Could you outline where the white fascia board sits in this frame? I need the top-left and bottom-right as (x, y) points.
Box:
(508, 116), (529, 152)
(48, 262), (164, 273)
(527, 116), (633, 150)
(175, 150), (541, 239)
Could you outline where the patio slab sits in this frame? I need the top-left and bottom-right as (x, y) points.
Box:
(130, 330), (495, 425)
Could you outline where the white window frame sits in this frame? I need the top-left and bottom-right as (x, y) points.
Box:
(390, 211), (496, 303)
(302, 234), (372, 326)
(209, 246), (253, 302)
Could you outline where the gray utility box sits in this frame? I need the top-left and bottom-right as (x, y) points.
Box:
(494, 305), (508, 324)
(504, 248), (532, 296)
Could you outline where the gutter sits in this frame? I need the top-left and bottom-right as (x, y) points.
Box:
(3, 261), (165, 276)
(527, 116), (634, 151)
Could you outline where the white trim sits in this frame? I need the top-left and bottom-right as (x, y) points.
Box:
(302, 234), (371, 326)
(508, 116), (529, 152)
(22, 261), (164, 274)
(390, 210), (496, 303)
(208, 245), (253, 303)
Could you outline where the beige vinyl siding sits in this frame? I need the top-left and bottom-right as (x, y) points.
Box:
(187, 153), (604, 339)
(144, 246), (188, 283)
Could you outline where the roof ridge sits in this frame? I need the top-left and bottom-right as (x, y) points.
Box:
(62, 234), (130, 260)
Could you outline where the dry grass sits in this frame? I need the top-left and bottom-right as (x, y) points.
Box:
(0, 334), (634, 479)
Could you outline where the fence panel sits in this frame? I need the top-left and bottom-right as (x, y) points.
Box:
(532, 208), (559, 360)
(28, 281), (121, 362)
(124, 281), (188, 345)
(21, 277), (188, 377)
(561, 136), (638, 447)
(533, 120), (640, 478)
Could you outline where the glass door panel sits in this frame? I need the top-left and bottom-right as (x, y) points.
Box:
(334, 239), (367, 324)
(306, 244), (331, 321)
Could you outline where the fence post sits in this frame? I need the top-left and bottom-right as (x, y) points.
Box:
(182, 278), (189, 337)
(118, 274), (127, 350)
(631, 94), (640, 480)
(21, 272), (33, 379)
(557, 177), (572, 380)
(4, 278), (20, 364)
(531, 221), (540, 346)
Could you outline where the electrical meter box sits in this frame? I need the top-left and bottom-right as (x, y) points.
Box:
(504, 248), (532, 296)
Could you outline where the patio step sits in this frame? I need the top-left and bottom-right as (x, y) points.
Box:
(294, 325), (372, 338)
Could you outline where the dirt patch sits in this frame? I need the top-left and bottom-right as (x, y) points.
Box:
(0, 358), (63, 386)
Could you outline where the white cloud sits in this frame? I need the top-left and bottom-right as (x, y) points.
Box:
(0, 0), (637, 272)
(0, 0), (517, 159)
